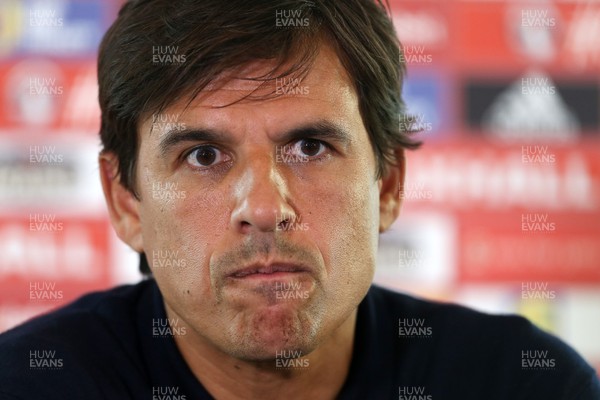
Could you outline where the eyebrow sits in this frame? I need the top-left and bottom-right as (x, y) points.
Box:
(158, 128), (226, 157)
(157, 120), (353, 157)
(281, 121), (352, 149)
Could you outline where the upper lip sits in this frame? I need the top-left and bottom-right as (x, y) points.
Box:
(228, 262), (310, 278)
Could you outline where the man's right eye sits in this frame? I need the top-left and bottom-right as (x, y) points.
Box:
(186, 145), (229, 168)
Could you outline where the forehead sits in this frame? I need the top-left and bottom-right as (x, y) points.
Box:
(150, 43), (357, 117)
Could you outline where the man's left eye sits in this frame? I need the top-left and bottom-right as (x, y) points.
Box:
(288, 139), (327, 157)
(186, 146), (229, 168)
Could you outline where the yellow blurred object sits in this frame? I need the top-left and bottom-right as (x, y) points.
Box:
(0, 0), (23, 56)
(518, 297), (556, 334)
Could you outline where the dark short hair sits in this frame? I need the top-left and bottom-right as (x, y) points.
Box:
(98, 0), (420, 274)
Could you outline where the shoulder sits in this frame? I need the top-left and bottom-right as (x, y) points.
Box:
(367, 284), (567, 343)
(0, 280), (154, 400)
(364, 285), (600, 399)
(0, 280), (152, 346)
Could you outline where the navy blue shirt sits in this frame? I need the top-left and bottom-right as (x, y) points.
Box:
(0, 279), (598, 399)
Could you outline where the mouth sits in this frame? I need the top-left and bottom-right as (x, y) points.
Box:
(228, 263), (310, 279)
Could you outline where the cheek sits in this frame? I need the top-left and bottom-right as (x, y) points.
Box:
(301, 164), (380, 290)
(173, 189), (229, 245)
(139, 186), (229, 299)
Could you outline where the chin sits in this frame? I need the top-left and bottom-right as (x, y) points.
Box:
(224, 306), (320, 361)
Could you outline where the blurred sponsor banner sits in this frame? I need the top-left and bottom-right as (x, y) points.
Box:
(0, 0), (115, 58)
(460, 211), (600, 283)
(391, 0), (450, 65)
(463, 74), (600, 140)
(377, 212), (456, 292)
(402, 140), (600, 283)
(403, 140), (599, 212)
(0, 60), (100, 133)
(0, 215), (113, 331)
(402, 71), (452, 139)
(453, 0), (600, 74)
(0, 138), (104, 210)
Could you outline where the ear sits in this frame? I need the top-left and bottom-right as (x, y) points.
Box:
(378, 148), (405, 233)
(99, 152), (144, 252)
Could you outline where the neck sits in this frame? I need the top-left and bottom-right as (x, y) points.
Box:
(165, 305), (357, 400)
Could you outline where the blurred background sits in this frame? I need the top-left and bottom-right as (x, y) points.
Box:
(0, 0), (598, 375)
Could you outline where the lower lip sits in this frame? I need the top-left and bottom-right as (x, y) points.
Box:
(230, 271), (307, 281)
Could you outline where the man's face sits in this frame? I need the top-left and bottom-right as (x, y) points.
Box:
(133, 44), (383, 360)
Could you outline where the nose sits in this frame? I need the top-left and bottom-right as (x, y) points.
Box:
(230, 150), (297, 234)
